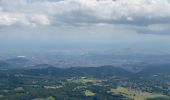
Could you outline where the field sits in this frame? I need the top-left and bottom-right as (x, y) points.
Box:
(84, 90), (96, 97)
(32, 96), (55, 100)
(109, 87), (169, 100)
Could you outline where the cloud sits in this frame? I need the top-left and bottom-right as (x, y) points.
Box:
(0, 12), (50, 26)
(136, 24), (170, 34)
(0, 0), (170, 27)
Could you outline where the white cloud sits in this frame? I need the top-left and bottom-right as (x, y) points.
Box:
(0, 0), (170, 26)
(0, 12), (19, 26)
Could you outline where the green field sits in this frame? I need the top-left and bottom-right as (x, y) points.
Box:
(84, 90), (96, 97)
(109, 87), (169, 100)
(32, 96), (55, 100)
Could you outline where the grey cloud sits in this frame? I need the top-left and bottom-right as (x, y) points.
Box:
(0, 0), (170, 27)
(125, 24), (170, 35)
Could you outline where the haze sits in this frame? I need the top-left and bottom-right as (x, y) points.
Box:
(1, 0), (170, 55)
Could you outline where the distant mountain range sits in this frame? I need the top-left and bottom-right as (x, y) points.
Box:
(0, 57), (30, 69)
(1, 57), (170, 78)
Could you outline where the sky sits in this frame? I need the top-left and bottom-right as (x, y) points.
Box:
(1, 0), (170, 54)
